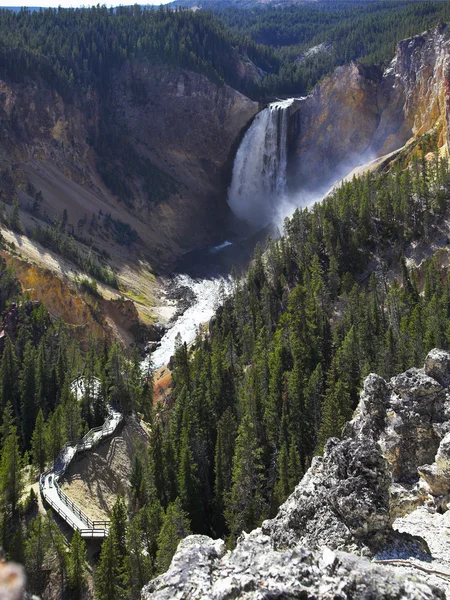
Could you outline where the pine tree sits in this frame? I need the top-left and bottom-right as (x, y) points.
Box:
(273, 442), (289, 508)
(316, 378), (348, 454)
(20, 341), (37, 448)
(127, 515), (153, 594)
(47, 516), (68, 592)
(46, 405), (67, 463)
(24, 514), (52, 594)
(1, 402), (14, 446)
(35, 341), (48, 416)
(213, 407), (237, 536)
(83, 342), (98, 427)
(0, 424), (23, 518)
(0, 333), (19, 417)
(156, 498), (191, 575)
(288, 441), (303, 491)
(130, 454), (144, 509)
(107, 342), (128, 413)
(31, 409), (47, 472)
(8, 521), (25, 564)
(150, 420), (167, 507)
(111, 496), (128, 560)
(177, 408), (202, 532)
(139, 500), (164, 568)
(95, 534), (126, 600)
(8, 197), (21, 231)
(225, 414), (266, 544)
(61, 376), (82, 442)
(68, 530), (87, 598)
(141, 357), (154, 422)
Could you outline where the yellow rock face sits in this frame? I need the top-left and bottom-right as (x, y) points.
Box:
(291, 24), (450, 192)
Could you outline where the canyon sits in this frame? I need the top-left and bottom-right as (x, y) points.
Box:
(2, 23), (450, 356)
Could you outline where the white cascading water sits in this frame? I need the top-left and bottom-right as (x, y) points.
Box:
(145, 99), (298, 369)
(228, 98), (295, 228)
(146, 275), (231, 370)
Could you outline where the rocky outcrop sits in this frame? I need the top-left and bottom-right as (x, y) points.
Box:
(143, 534), (444, 600)
(143, 350), (450, 599)
(260, 436), (391, 555)
(346, 351), (450, 488)
(291, 24), (450, 192)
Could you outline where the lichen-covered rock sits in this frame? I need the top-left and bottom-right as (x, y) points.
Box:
(343, 373), (388, 440)
(348, 360), (446, 483)
(424, 349), (450, 387)
(143, 536), (225, 600)
(261, 436), (392, 554)
(143, 535), (445, 600)
(419, 432), (450, 495)
(389, 482), (433, 519)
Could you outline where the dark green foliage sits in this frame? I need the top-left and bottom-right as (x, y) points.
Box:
(67, 530), (87, 599)
(145, 145), (450, 548)
(225, 414), (266, 543)
(2, 2), (449, 106)
(0, 5), (271, 101)
(217, 1), (450, 95)
(95, 533), (127, 600)
(156, 498), (191, 574)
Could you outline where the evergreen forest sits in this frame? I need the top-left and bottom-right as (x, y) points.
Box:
(1, 1), (450, 100)
(1, 136), (450, 598)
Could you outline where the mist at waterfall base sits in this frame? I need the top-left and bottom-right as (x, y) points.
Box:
(227, 97), (380, 232)
(227, 98), (327, 232)
(149, 98), (370, 369)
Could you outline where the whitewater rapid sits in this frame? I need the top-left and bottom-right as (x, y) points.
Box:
(149, 274), (231, 369)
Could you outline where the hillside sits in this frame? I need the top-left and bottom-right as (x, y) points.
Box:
(0, 3), (449, 335)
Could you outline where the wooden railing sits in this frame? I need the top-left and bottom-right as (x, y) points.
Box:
(40, 408), (122, 537)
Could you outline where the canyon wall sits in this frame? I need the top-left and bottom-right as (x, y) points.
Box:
(0, 62), (258, 269)
(291, 24), (450, 192)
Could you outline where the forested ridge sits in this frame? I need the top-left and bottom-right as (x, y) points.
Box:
(216, 0), (450, 93)
(1, 1), (450, 100)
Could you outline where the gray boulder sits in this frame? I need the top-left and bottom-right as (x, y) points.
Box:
(419, 431), (450, 495)
(424, 348), (450, 387)
(261, 436), (391, 554)
(143, 534), (444, 600)
(142, 350), (450, 600)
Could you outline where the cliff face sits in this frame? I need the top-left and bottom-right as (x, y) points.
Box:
(109, 62), (258, 263)
(0, 62), (258, 269)
(143, 350), (450, 599)
(291, 24), (450, 191)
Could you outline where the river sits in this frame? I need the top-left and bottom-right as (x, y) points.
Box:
(146, 99), (296, 369)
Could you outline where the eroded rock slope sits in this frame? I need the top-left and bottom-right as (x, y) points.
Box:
(0, 63), (258, 268)
(291, 23), (450, 191)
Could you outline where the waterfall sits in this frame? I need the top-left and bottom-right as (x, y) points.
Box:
(228, 98), (295, 228)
